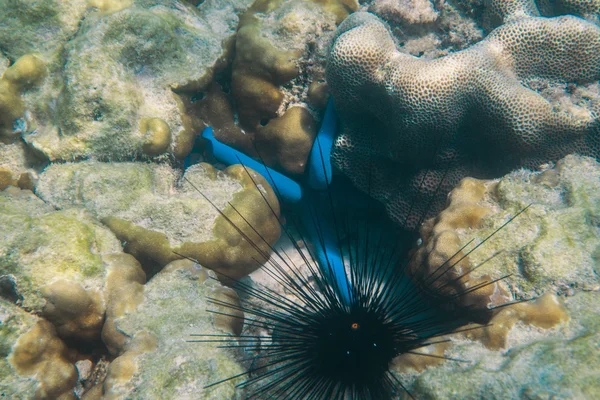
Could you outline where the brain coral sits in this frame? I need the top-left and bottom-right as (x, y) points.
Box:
(484, 0), (600, 28)
(326, 10), (600, 229)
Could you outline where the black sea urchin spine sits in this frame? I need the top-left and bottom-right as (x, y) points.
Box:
(185, 158), (528, 400)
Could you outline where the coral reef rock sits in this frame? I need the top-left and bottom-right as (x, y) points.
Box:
(36, 161), (281, 279)
(0, 186), (145, 342)
(412, 154), (600, 305)
(397, 154), (600, 397)
(327, 9), (600, 229)
(197, 0), (358, 175)
(404, 290), (600, 399)
(1, 0), (253, 162)
(101, 259), (244, 399)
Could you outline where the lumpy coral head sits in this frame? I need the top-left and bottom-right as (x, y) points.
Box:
(326, 11), (600, 229)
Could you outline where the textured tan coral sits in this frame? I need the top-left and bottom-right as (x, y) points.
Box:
(101, 163), (282, 280)
(327, 11), (600, 228)
(254, 106), (317, 174)
(40, 280), (106, 341)
(140, 117), (172, 157)
(410, 154), (600, 314)
(408, 178), (511, 313)
(9, 319), (78, 399)
(392, 341), (451, 373)
(1, 188), (111, 340)
(0, 54), (46, 139)
(37, 161), (282, 280)
(103, 331), (158, 398)
(465, 293), (570, 349)
(0, 187), (149, 344)
(100, 254), (146, 355)
(199, 0), (354, 175)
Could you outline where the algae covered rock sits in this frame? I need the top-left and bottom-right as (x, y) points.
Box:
(0, 299), (77, 399)
(405, 290), (600, 399)
(36, 161), (281, 279)
(0, 187), (115, 339)
(413, 154), (600, 304)
(0, 0), (87, 63)
(21, 0), (252, 161)
(0, 0), (86, 142)
(399, 154), (600, 395)
(103, 259), (244, 399)
(0, 186), (146, 342)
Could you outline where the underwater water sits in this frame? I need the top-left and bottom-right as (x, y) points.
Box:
(1, 0), (600, 399)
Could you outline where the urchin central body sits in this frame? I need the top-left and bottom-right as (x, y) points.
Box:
(309, 307), (397, 385)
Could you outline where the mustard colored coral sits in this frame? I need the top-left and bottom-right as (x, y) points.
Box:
(200, 0), (354, 175)
(0, 54), (46, 139)
(413, 154), (600, 303)
(2, 300), (77, 400)
(140, 117), (171, 156)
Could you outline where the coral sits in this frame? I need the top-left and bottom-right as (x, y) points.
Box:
(102, 259), (244, 399)
(484, 0), (600, 28)
(0, 54), (46, 140)
(36, 161), (281, 279)
(412, 154), (600, 307)
(326, 10), (600, 229)
(1, 299), (77, 399)
(15, 0), (252, 162)
(2, 54), (47, 88)
(139, 118), (172, 157)
(465, 292), (570, 350)
(408, 176), (511, 313)
(0, 186), (147, 344)
(0, 131), (38, 193)
(198, 0), (357, 175)
(100, 254), (146, 355)
(0, 187), (114, 339)
(386, 154), (600, 391)
(406, 290), (600, 398)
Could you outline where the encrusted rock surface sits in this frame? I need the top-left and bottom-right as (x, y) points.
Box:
(102, 259), (244, 399)
(0, 186), (133, 341)
(403, 290), (600, 399)
(36, 161), (281, 279)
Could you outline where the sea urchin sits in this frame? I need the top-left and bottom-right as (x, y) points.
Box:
(187, 164), (524, 399)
